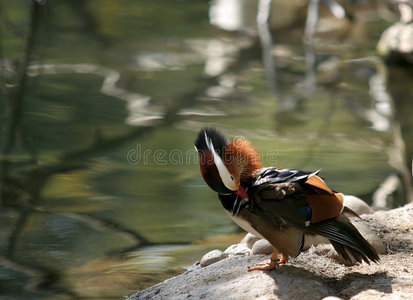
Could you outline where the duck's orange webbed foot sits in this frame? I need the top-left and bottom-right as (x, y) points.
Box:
(247, 250), (288, 272)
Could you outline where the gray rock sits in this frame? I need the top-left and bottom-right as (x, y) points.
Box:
(343, 195), (374, 215)
(128, 254), (335, 300)
(224, 242), (250, 257)
(129, 203), (413, 300)
(251, 239), (273, 255)
(240, 233), (260, 249)
(200, 249), (227, 267)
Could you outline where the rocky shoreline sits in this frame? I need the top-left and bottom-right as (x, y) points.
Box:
(128, 201), (413, 300)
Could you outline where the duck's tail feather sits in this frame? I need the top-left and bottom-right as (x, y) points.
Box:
(307, 214), (380, 264)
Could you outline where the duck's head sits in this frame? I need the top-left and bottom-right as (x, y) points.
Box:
(194, 128), (261, 198)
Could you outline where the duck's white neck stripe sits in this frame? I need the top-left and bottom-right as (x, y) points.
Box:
(204, 133), (236, 191)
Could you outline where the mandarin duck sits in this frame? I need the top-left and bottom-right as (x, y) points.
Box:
(194, 128), (379, 271)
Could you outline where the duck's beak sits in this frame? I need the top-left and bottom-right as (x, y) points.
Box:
(236, 185), (249, 199)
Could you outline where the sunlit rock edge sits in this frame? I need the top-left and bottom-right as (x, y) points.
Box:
(128, 201), (413, 300)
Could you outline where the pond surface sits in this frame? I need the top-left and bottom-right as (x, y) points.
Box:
(1, 0), (412, 299)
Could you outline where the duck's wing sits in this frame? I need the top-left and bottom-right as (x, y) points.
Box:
(249, 167), (379, 264)
(251, 167), (344, 224)
(243, 168), (314, 256)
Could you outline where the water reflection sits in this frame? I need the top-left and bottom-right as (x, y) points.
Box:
(0, 0), (412, 299)
(27, 63), (161, 125)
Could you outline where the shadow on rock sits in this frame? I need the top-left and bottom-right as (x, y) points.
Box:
(333, 271), (393, 299)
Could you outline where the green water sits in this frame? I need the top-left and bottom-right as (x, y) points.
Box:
(0, 0), (412, 299)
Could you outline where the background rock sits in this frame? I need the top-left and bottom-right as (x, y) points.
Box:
(200, 249), (227, 267)
(240, 233), (260, 248)
(343, 195), (374, 215)
(251, 239), (274, 255)
(224, 242), (251, 257)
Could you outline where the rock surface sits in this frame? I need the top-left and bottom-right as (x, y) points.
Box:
(128, 203), (413, 300)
